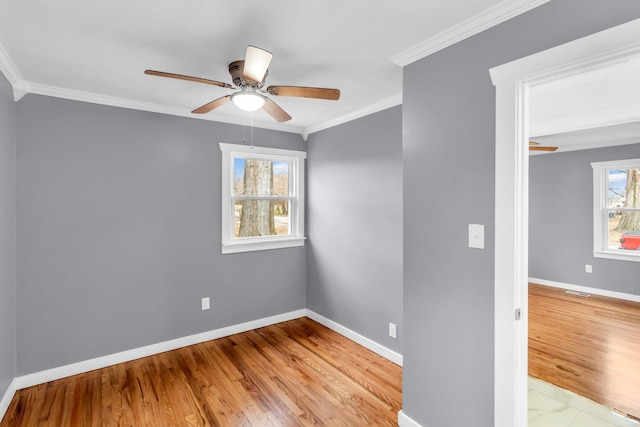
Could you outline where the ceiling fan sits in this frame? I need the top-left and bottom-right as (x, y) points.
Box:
(529, 141), (558, 152)
(145, 46), (340, 123)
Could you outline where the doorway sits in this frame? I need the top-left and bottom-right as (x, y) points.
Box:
(527, 56), (640, 424)
(491, 17), (640, 427)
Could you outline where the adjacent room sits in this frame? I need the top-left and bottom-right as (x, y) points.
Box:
(1, 1), (640, 426)
(527, 59), (640, 425)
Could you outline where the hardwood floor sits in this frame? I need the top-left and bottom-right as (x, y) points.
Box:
(1, 318), (402, 426)
(528, 283), (640, 420)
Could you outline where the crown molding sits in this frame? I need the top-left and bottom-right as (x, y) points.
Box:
(530, 103), (640, 139)
(21, 79), (403, 139)
(530, 137), (640, 156)
(1, 1), (549, 134)
(303, 93), (402, 140)
(0, 42), (28, 101)
(0, 49), (305, 134)
(25, 82), (305, 134)
(1, 39), (401, 137)
(391, 0), (551, 66)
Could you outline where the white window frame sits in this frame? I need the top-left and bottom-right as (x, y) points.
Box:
(592, 158), (640, 262)
(219, 142), (306, 254)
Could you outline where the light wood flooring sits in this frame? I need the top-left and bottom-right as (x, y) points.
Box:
(528, 283), (640, 421)
(1, 317), (402, 426)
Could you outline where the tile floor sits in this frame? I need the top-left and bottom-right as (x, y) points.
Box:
(528, 377), (639, 427)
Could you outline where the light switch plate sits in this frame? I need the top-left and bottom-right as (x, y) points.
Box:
(469, 224), (485, 249)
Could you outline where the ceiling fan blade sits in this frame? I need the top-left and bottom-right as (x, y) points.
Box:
(529, 141), (540, 146)
(262, 97), (292, 122)
(242, 46), (273, 84)
(267, 86), (340, 100)
(529, 146), (558, 152)
(192, 95), (231, 114)
(145, 70), (233, 89)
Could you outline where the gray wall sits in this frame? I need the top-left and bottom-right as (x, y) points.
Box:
(0, 75), (17, 397)
(16, 94), (307, 374)
(402, 1), (640, 426)
(530, 143), (640, 295)
(307, 106), (403, 353)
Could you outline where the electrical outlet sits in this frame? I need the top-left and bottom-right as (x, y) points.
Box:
(585, 264), (592, 273)
(389, 322), (397, 339)
(201, 297), (210, 310)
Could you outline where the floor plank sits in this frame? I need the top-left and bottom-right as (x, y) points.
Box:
(1, 317), (402, 426)
(528, 283), (640, 420)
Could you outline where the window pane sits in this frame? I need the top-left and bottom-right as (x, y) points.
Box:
(273, 161), (289, 196)
(607, 209), (623, 249)
(607, 168), (640, 250)
(234, 201), (290, 238)
(233, 158), (245, 196)
(607, 169), (627, 209)
(233, 158), (289, 197)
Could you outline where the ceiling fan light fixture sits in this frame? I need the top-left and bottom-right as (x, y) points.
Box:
(231, 90), (265, 112)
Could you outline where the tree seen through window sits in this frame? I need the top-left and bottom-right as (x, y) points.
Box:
(233, 158), (290, 238)
(607, 167), (640, 249)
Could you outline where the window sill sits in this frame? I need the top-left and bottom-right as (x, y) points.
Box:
(593, 249), (640, 262)
(222, 237), (306, 254)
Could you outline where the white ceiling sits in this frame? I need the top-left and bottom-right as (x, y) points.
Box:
(532, 121), (640, 152)
(530, 57), (640, 153)
(0, 0), (548, 137)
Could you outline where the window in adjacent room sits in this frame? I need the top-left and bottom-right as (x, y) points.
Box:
(219, 143), (306, 254)
(592, 158), (640, 262)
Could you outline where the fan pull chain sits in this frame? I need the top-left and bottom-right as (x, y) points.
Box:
(240, 113), (256, 148)
(242, 113), (247, 146)
(250, 112), (254, 149)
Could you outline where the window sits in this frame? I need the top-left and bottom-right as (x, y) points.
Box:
(592, 158), (640, 262)
(219, 143), (306, 254)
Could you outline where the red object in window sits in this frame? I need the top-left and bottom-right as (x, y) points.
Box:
(620, 231), (640, 250)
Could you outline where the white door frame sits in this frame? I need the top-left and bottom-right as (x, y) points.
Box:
(490, 18), (640, 427)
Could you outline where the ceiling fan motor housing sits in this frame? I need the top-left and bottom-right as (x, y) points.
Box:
(228, 60), (267, 88)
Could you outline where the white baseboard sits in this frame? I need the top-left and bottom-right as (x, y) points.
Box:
(1, 308), (403, 423)
(13, 309), (307, 391)
(529, 277), (640, 303)
(398, 410), (424, 427)
(0, 378), (18, 421)
(305, 309), (403, 366)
